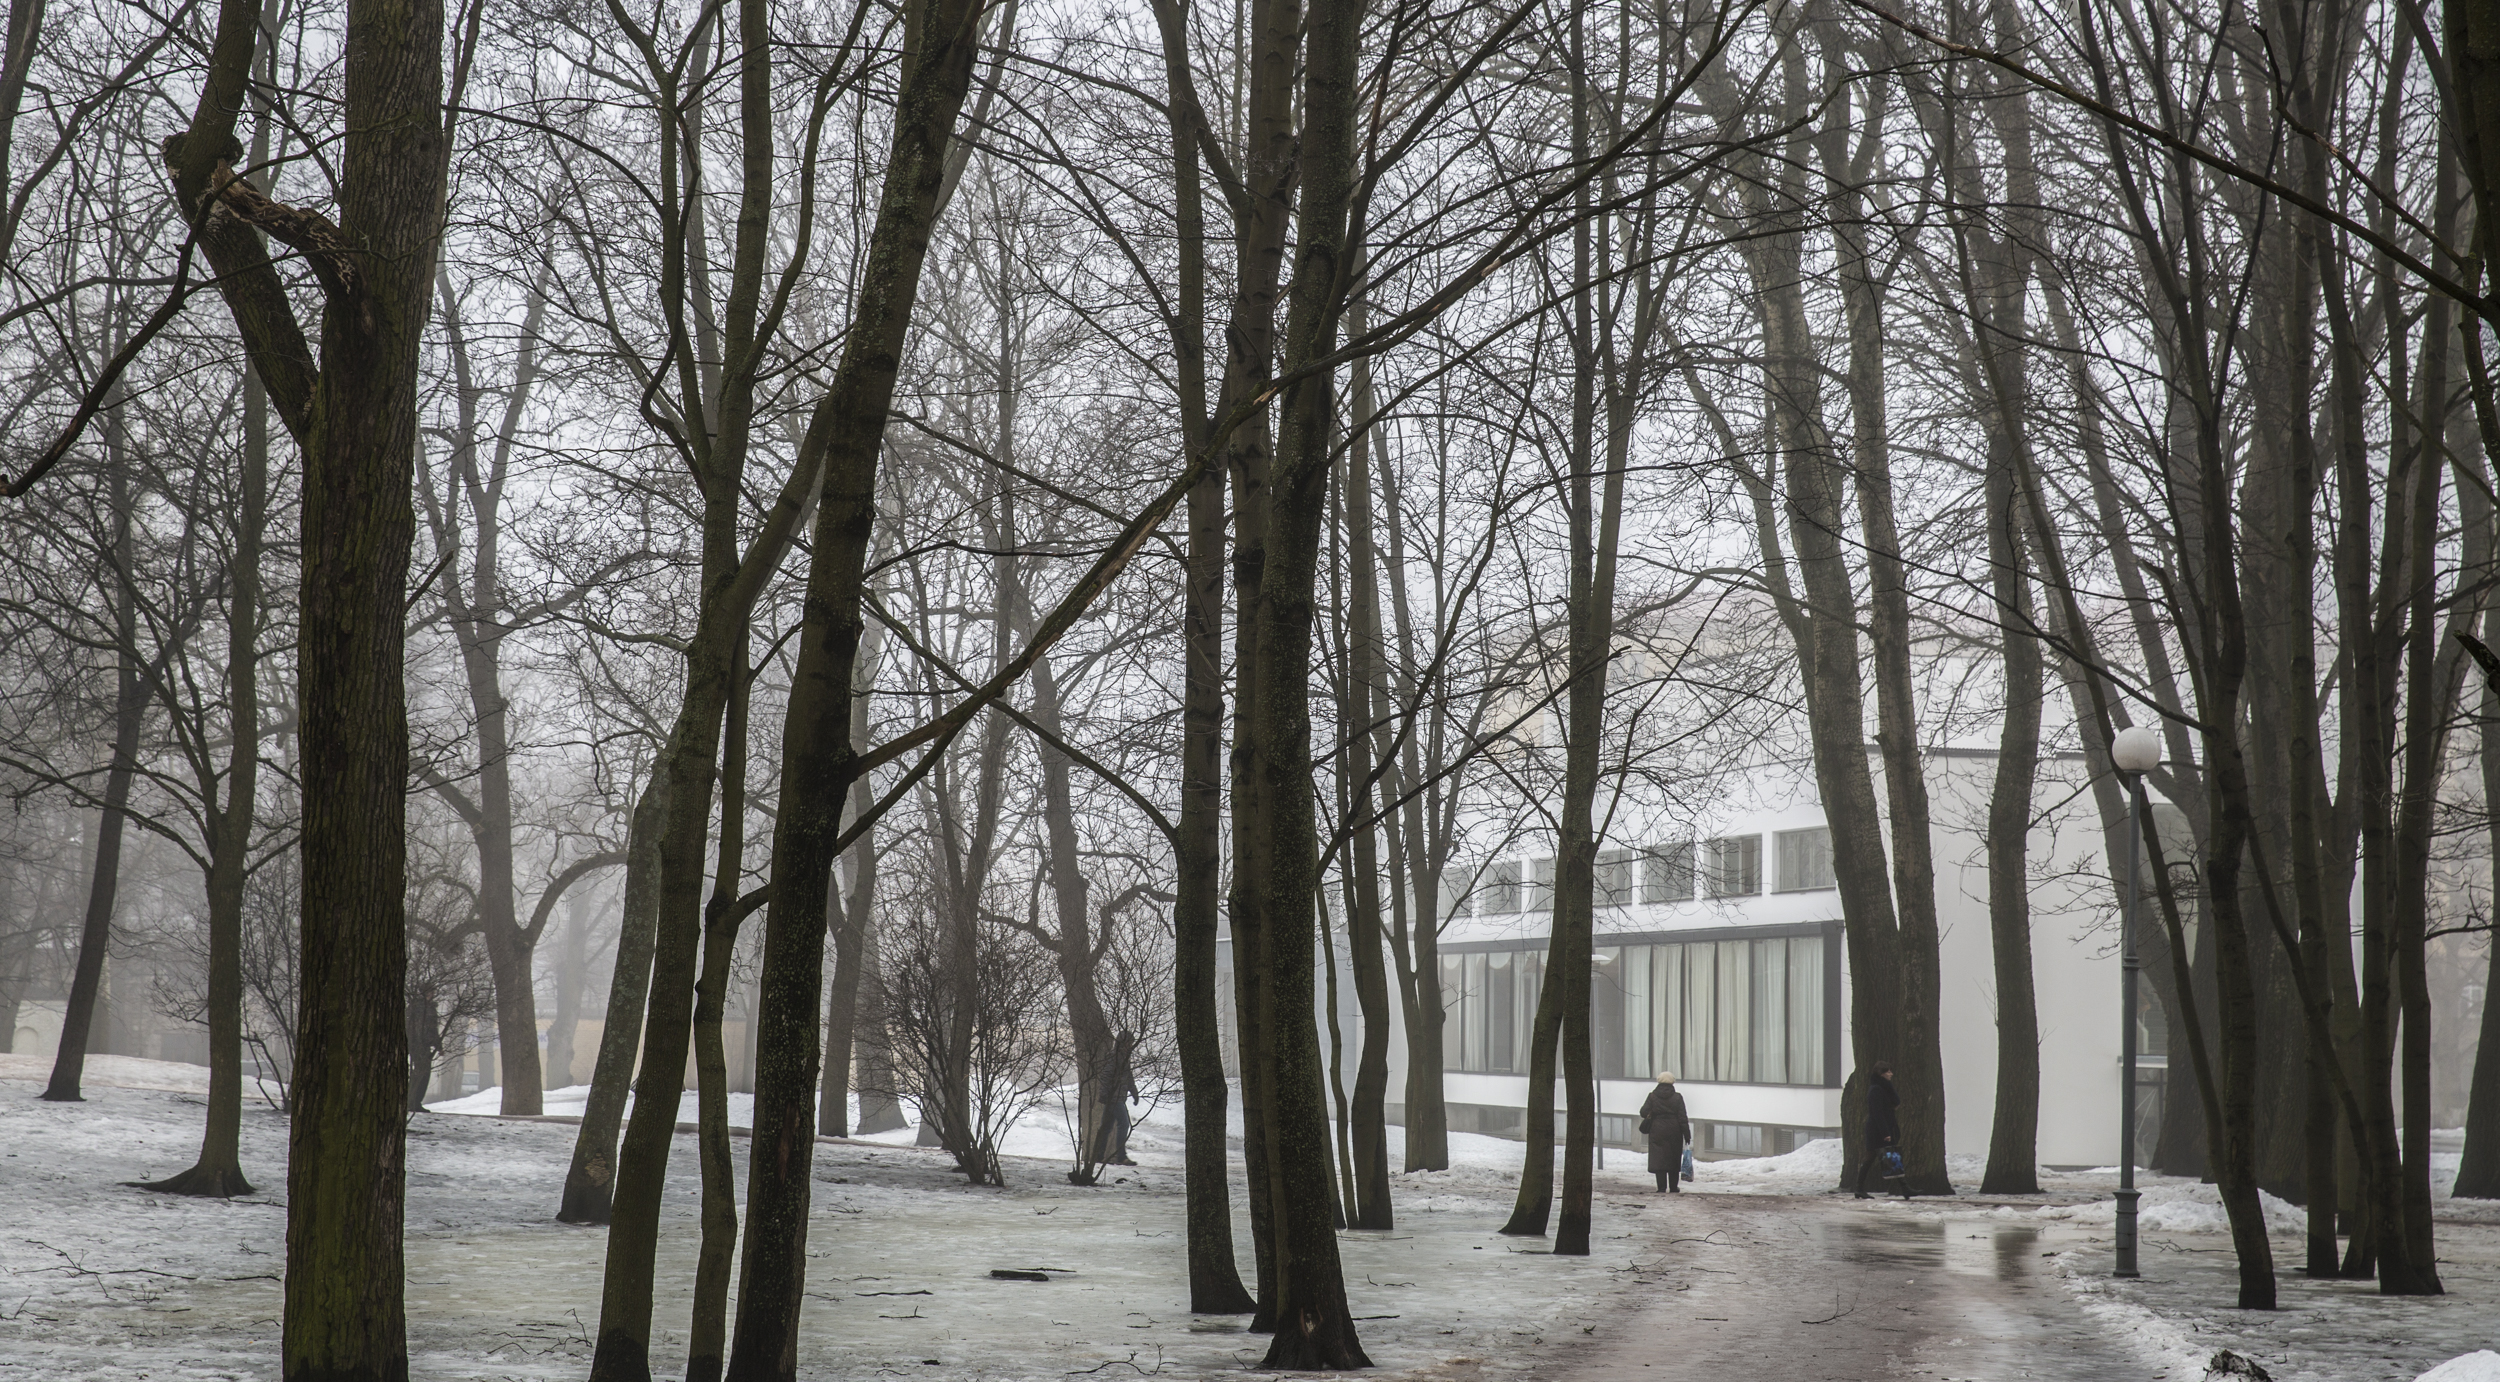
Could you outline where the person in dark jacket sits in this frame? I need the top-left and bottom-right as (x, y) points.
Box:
(1639, 1071), (1692, 1193)
(1853, 1063), (1907, 1199)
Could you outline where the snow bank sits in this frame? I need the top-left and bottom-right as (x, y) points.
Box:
(2030, 1180), (2306, 1235)
(1667, 1136), (1846, 1192)
(0, 1052), (216, 1094)
(2419, 1354), (2500, 1382)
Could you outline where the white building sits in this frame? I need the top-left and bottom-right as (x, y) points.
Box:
(1227, 743), (2158, 1169)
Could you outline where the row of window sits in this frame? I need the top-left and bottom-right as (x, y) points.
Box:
(1439, 931), (1832, 1087)
(1464, 827), (1835, 915)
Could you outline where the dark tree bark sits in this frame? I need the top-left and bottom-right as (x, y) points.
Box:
(1728, 27), (1912, 1193)
(559, 772), (664, 1224)
(688, 638), (753, 1382)
(1931, 18), (2043, 1194)
(1338, 323), (1394, 1233)
(2443, 0), (2500, 1206)
(1500, 944), (1564, 1237)
(585, 0), (838, 1351)
(1976, 378), (2041, 1197)
(1231, 0), (1370, 1363)
(1150, 0), (1256, 1309)
(140, 350), (268, 1199)
(43, 411), (142, 1104)
(152, 0), (451, 1364)
(721, 0), (987, 1366)
(1222, 0), (1302, 1323)
(1811, 28), (1952, 1197)
(820, 626), (882, 1138)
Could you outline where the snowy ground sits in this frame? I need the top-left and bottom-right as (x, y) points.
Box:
(2, 1059), (1650, 1380)
(6, 1056), (2497, 1381)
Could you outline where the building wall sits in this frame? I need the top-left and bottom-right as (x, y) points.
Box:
(1228, 746), (2136, 1168)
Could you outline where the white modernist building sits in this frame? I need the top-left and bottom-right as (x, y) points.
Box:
(1224, 743), (2160, 1168)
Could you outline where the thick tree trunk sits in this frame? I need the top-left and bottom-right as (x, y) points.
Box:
(1232, 0), (1369, 1363)
(1548, 8), (1611, 1258)
(1978, 432), (2042, 1196)
(1747, 56), (1907, 1192)
(721, 0), (985, 1366)
(1813, 41), (1949, 1197)
(1501, 950), (1564, 1236)
(589, 623), (740, 1378)
(1222, 0), (1301, 1323)
(179, 0), (452, 1360)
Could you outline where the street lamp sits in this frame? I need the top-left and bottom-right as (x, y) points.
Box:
(2110, 724), (2161, 1280)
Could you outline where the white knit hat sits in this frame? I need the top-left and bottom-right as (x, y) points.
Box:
(1655, 1070), (1678, 1083)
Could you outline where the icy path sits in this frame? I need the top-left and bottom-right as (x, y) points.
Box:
(1545, 1194), (2149, 1382)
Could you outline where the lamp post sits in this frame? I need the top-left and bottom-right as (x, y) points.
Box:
(2110, 725), (2160, 1279)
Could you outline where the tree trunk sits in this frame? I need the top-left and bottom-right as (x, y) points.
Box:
(142, 351), (269, 1199)
(689, 638), (752, 1382)
(560, 771), (665, 1224)
(43, 400), (141, 1104)
(820, 625), (883, 1138)
(1736, 31), (1908, 1192)
(1501, 948), (1564, 1237)
(256, 0), (447, 1362)
(1154, 0), (1255, 1305)
(1339, 337), (1394, 1233)
(589, 621), (739, 1378)
(1222, 0), (1302, 1322)
(1549, 49), (1617, 1251)
(1232, 0), (1369, 1362)
(1942, 34), (2045, 1193)
(1978, 409), (2042, 1195)
(548, 894), (589, 1089)
(721, 0), (986, 1366)
(1031, 654), (1119, 1181)
(1812, 31), (1950, 1197)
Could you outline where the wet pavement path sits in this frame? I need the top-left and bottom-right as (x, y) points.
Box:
(1551, 1192), (2159, 1382)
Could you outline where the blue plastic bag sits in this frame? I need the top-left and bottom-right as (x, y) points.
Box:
(1681, 1147), (1696, 1179)
(1880, 1148), (1905, 1179)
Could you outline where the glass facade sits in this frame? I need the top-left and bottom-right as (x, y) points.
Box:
(1444, 929), (1830, 1086)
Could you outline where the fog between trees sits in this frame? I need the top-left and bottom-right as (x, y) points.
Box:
(1, 0), (2496, 1373)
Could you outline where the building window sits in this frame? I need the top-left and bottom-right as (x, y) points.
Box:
(1705, 835), (1761, 898)
(1486, 860), (1522, 914)
(1526, 857), (1555, 913)
(1642, 843), (1695, 903)
(1774, 827), (1835, 893)
(1595, 849), (1637, 907)
(1445, 931), (1827, 1086)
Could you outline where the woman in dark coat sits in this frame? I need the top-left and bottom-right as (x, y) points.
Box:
(1639, 1072), (1692, 1193)
(1853, 1062), (1905, 1198)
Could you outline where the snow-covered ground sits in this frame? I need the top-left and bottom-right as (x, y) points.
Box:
(2, 1057), (1661, 1380)
(8, 1055), (2497, 1380)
